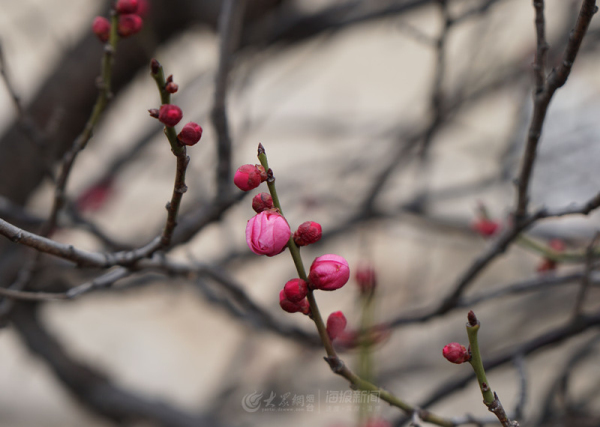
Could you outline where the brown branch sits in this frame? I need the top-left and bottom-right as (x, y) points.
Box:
(212, 0), (247, 199)
(0, 218), (162, 268)
(10, 302), (227, 427)
(515, 0), (597, 221)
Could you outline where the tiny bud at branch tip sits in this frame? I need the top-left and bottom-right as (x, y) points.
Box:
(150, 59), (160, 75)
(467, 310), (478, 327)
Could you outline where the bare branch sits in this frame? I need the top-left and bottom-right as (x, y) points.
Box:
(515, 0), (597, 220)
(212, 0), (247, 199)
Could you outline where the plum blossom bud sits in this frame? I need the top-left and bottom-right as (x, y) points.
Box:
(234, 164), (265, 191)
(283, 279), (308, 303)
(537, 239), (565, 273)
(355, 264), (377, 294)
(326, 311), (347, 341)
(252, 193), (274, 213)
(442, 342), (470, 364)
(472, 218), (500, 237)
(309, 254), (350, 291)
(158, 104), (182, 127)
(118, 14), (143, 37)
(177, 122), (203, 146)
(246, 211), (291, 256)
(148, 108), (159, 118)
(116, 0), (139, 14)
(150, 58), (160, 75)
(136, 0), (150, 17)
(279, 291), (310, 315)
(165, 82), (178, 93)
(92, 17), (111, 43)
(293, 221), (322, 246)
(76, 179), (113, 212)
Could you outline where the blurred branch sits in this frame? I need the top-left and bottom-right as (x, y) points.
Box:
(515, 0), (597, 221)
(213, 0), (247, 199)
(10, 302), (229, 427)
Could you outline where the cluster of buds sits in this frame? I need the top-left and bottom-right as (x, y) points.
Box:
(92, 0), (147, 43)
(233, 150), (350, 334)
(148, 61), (203, 147)
(537, 238), (565, 273)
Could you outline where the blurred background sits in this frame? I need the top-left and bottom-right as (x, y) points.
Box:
(1, 0), (600, 426)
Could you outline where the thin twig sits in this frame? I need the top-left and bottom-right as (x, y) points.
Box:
(41, 13), (121, 236)
(515, 0), (597, 221)
(212, 0), (246, 199)
(572, 231), (600, 318)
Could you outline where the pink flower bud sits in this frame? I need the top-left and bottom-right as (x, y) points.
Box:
(246, 211), (291, 256)
(326, 311), (347, 341)
(252, 192), (274, 213)
(293, 221), (322, 246)
(472, 218), (500, 237)
(136, 0), (150, 17)
(355, 264), (377, 294)
(309, 254), (350, 291)
(157, 104), (182, 127)
(234, 164), (263, 191)
(117, 14), (143, 37)
(177, 122), (203, 146)
(279, 291), (310, 315)
(76, 179), (114, 212)
(283, 278), (308, 303)
(116, 0), (139, 14)
(442, 342), (470, 364)
(165, 82), (178, 94)
(92, 16), (111, 43)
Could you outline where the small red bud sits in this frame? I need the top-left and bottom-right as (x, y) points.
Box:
(293, 221), (322, 246)
(234, 164), (263, 191)
(443, 342), (470, 364)
(472, 218), (500, 237)
(92, 16), (111, 43)
(177, 122), (203, 146)
(252, 193), (274, 213)
(116, 0), (139, 14)
(355, 264), (377, 294)
(76, 179), (114, 213)
(165, 82), (178, 94)
(136, 0), (150, 17)
(283, 279), (308, 303)
(326, 311), (347, 341)
(537, 239), (565, 273)
(148, 108), (159, 118)
(166, 74), (173, 83)
(157, 104), (183, 127)
(279, 291), (310, 315)
(117, 14), (143, 37)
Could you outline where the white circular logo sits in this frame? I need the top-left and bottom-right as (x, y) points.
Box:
(241, 391), (264, 412)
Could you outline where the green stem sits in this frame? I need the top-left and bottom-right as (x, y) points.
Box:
(466, 319), (495, 405)
(253, 145), (456, 427)
(517, 234), (586, 262)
